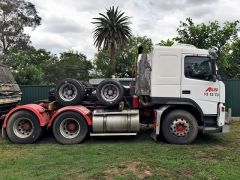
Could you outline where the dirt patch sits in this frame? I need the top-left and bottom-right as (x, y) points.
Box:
(156, 166), (193, 179)
(195, 151), (208, 158)
(214, 145), (225, 150)
(89, 162), (194, 180)
(102, 161), (153, 179)
(194, 150), (219, 164)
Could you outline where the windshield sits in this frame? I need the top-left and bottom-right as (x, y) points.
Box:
(184, 56), (215, 81)
(0, 65), (17, 84)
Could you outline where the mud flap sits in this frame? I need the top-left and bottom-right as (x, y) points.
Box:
(2, 127), (7, 139)
(222, 124), (230, 133)
(150, 130), (158, 141)
(150, 105), (171, 141)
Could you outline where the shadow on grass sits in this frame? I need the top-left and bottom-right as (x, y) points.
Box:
(194, 130), (223, 145)
(0, 126), (226, 146)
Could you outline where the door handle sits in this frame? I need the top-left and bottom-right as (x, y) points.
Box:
(182, 90), (191, 94)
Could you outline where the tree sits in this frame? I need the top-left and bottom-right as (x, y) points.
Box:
(117, 36), (153, 77)
(93, 49), (111, 78)
(3, 47), (56, 85)
(174, 18), (239, 55)
(0, 0), (41, 54)
(157, 39), (174, 46)
(45, 51), (93, 84)
(93, 36), (153, 78)
(3, 48), (93, 85)
(3, 47), (56, 69)
(13, 64), (44, 85)
(92, 6), (132, 75)
(219, 39), (240, 79)
(174, 18), (239, 78)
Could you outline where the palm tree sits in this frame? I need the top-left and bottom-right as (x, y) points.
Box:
(92, 6), (132, 75)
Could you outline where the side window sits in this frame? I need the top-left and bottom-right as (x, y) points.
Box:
(184, 56), (213, 81)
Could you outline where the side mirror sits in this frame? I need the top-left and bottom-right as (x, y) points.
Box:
(212, 75), (217, 82)
(217, 74), (222, 81)
(217, 69), (226, 81)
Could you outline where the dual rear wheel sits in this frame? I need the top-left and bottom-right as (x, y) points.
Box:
(6, 110), (89, 144)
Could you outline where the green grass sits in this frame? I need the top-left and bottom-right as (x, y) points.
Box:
(0, 122), (240, 180)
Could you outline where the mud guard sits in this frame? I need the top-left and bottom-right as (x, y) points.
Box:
(2, 104), (50, 128)
(48, 105), (92, 128)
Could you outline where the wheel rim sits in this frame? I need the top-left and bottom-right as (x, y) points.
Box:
(100, 84), (119, 102)
(171, 119), (190, 137)
(59, 83), (77, 102)
(13, 118), (34, 138)
(59, 118), (80, 139)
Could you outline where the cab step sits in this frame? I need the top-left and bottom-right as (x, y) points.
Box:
(90, 133), (137, 136)
(203, 126), (221, 133)
(203, 125), (230, 133)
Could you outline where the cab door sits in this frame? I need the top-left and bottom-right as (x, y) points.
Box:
(181, 55), (219, 115)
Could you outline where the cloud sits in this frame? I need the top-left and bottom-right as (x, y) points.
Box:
(27, 0), (240, 59)
(44, 16), (87, 34)
(28, 31), (71, 52)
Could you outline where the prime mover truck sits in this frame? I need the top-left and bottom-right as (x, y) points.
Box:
(1, 44), (229, 144)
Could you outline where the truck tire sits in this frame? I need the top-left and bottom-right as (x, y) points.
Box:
(53, 111), (88, 144)
(96, 79), (124, 106)
(55, 78), (85, 106)
(6, 110), (42, 144)
(161, 110), (198, 144)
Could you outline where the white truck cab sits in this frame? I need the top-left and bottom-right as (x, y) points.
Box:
(151, 44), (224, 115)
(136, 44), (228, 143)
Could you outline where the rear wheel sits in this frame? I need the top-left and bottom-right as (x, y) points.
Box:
(53, 112), (88, 144)
(55, 78), (85, 106)
(161, 110), (198, 144)
(6, 110), (42, 144)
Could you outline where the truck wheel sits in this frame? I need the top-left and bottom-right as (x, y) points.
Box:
(53, 112), (88, 144)
(161, 110), (198, 144)
(55, 78), (85, 106)
(96, 79), (124, 106)
(6, 110), (42, 144)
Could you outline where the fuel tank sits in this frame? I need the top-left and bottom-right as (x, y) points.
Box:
(92, 109), (139, 133)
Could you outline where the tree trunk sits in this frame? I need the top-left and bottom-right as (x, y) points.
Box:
(110, 42), (116, 76)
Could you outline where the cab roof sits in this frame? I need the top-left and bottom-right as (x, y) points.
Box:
(153, 44), (209, 55)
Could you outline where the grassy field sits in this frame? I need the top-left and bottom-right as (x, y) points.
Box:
(0, 122), (240, 180)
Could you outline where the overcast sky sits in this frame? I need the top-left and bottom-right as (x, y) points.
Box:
(26, 0), (240, 59)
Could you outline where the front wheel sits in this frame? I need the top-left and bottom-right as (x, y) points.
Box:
(161, 110), (198, 144)
(53, 112), (88, 144)
(6, 110), (42, 144)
